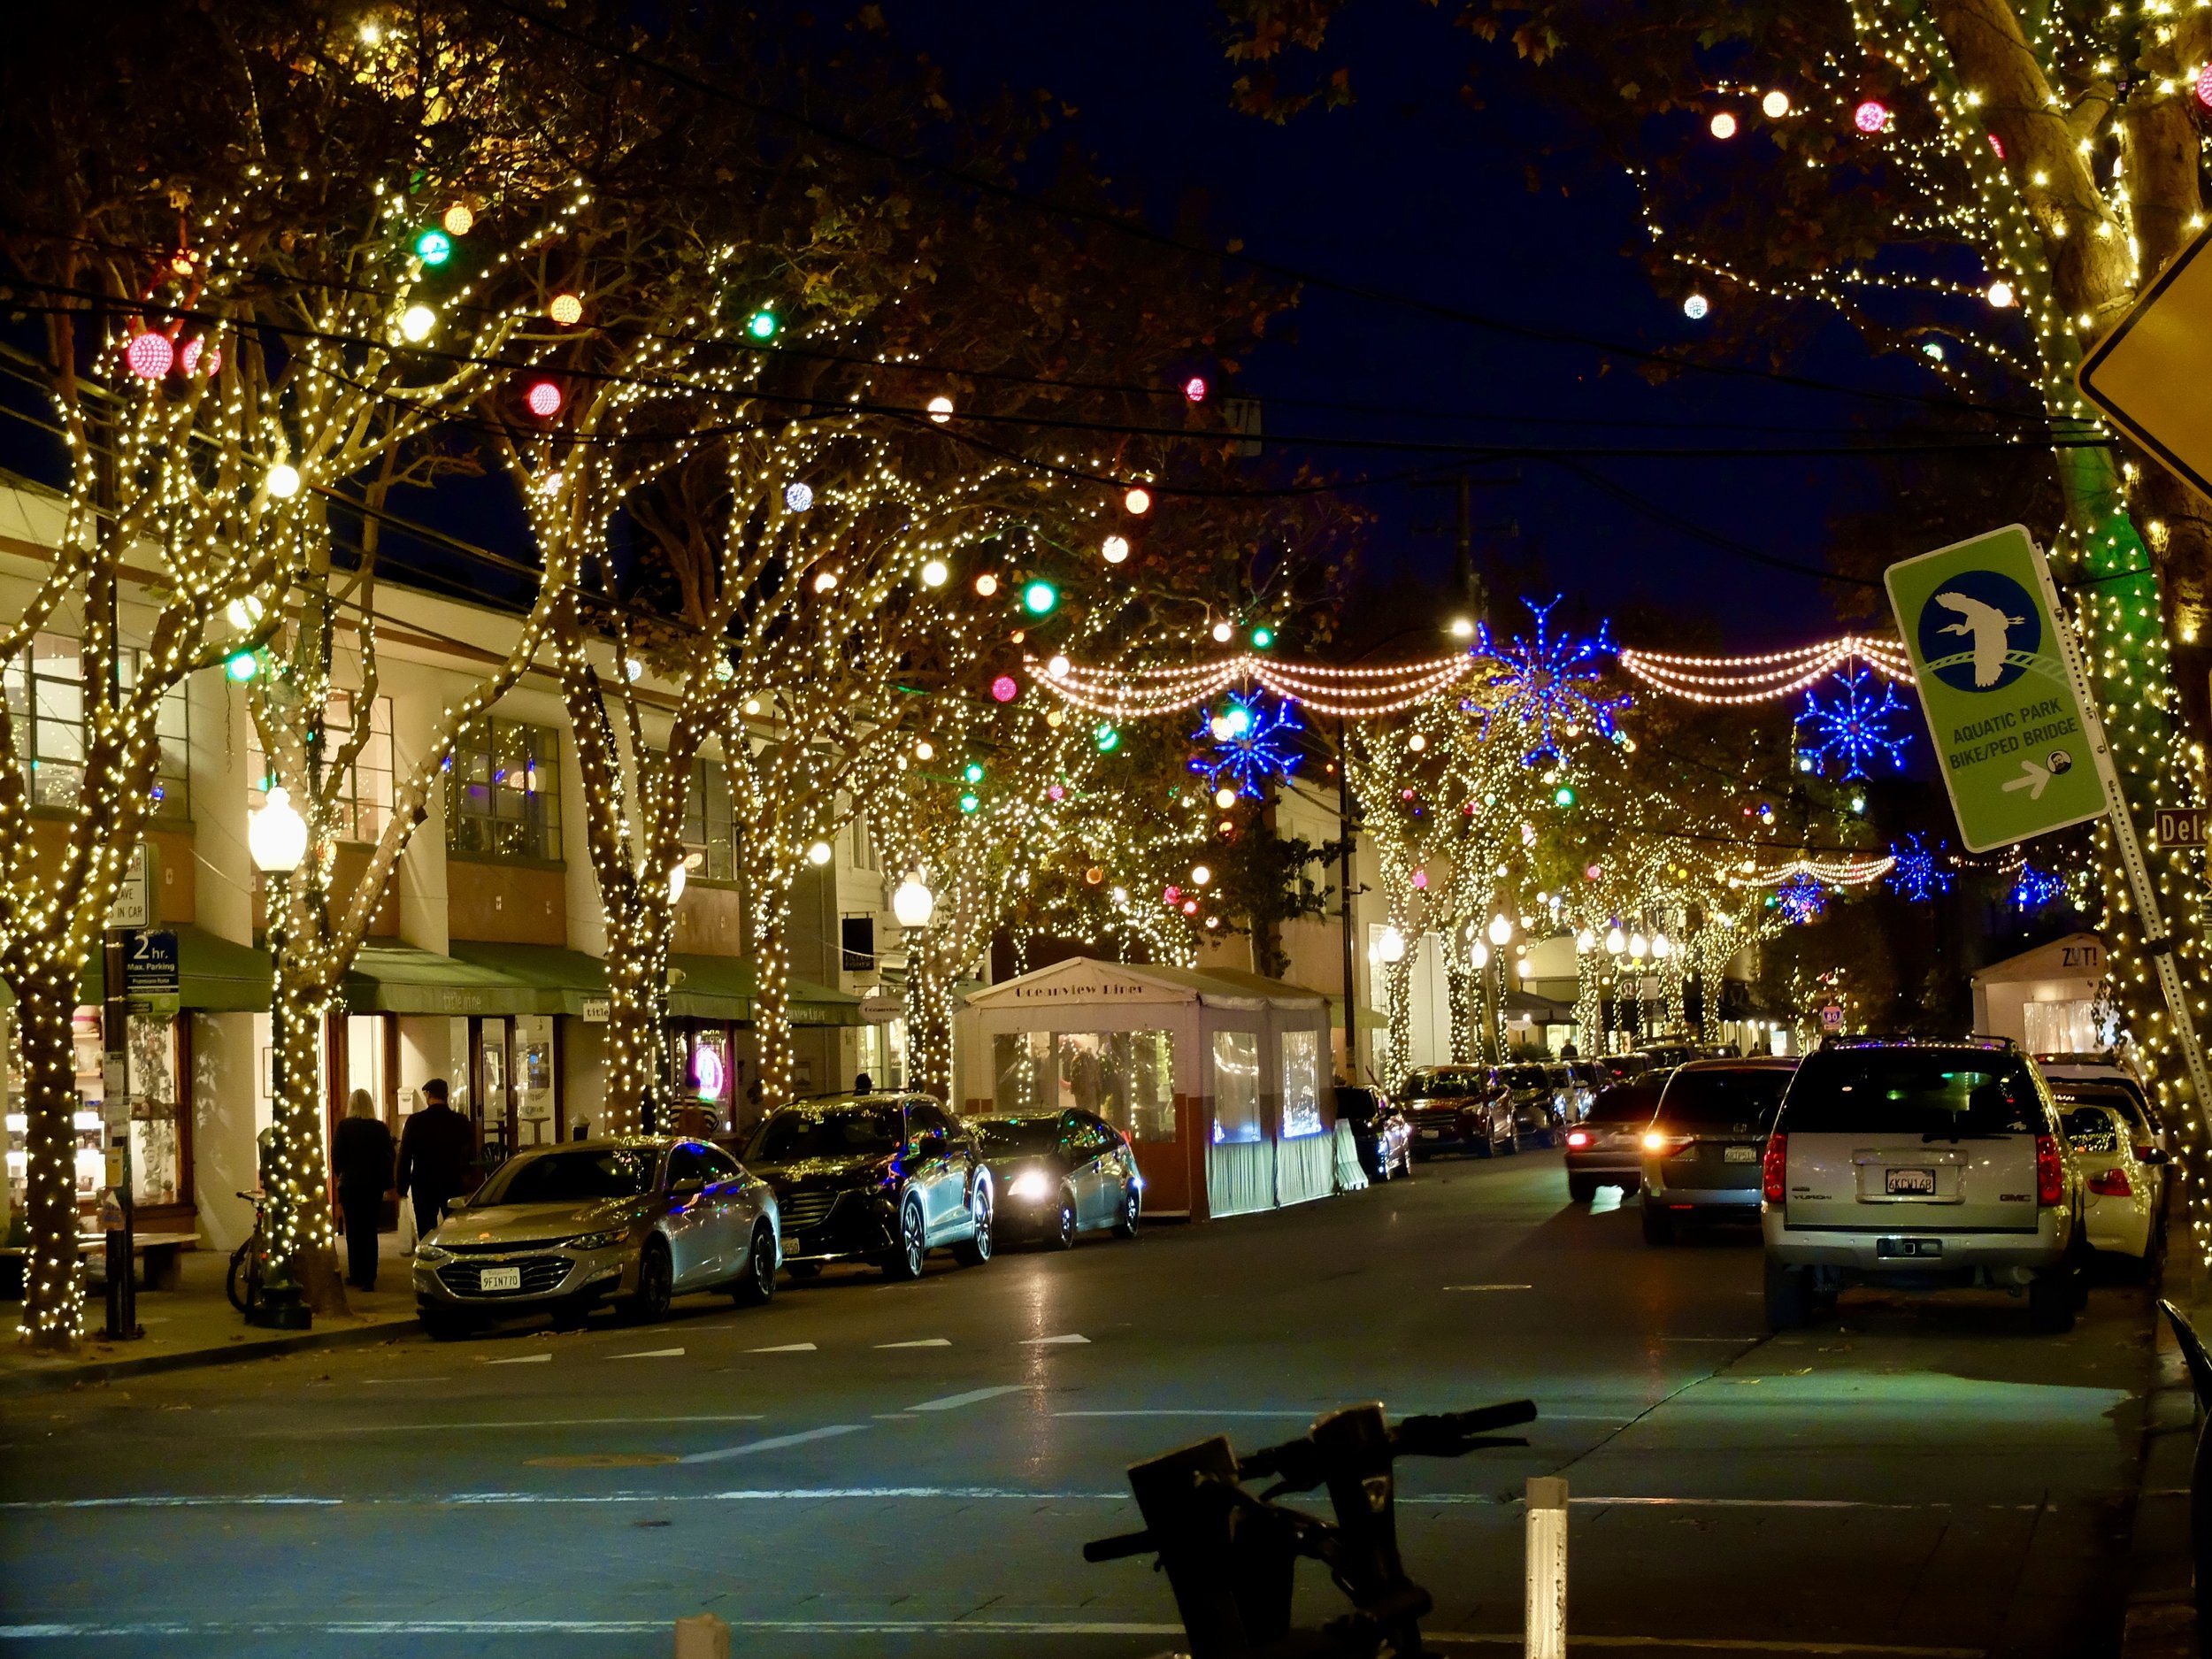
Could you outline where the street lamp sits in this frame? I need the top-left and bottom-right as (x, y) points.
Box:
(1603, 926), (1626, 956)
(1628, 933), (1647, 962)
(1375, 926), (1406, 965)
(890, 878), (935, 1091)
(246, 787), (311, 1331)
(1652, 933), (1671, 960)
(892, 877), (936, 930)
(1576, 928), (1597, 953)
(1470, 941), (1490, 972)
(1486, 913), (1513, 948)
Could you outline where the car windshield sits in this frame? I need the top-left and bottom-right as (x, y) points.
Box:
(1334, 1088), (1380, 1119)
(2052, 1080), (2151, 1133)
(1780, 1052), (2045, 1136)
(977, 1118), (1060, 1156)
(745, 1106), (903, 1162)
(1403, 1070), (1488, 1099)
(2062, 1103), (2123, 1154)
(1586, 1082), (1664, 1125)
(482, 1147), (658, 1204)
(1503, 1065), (1550, 1090)
(1657, 1067), (1793, 1128)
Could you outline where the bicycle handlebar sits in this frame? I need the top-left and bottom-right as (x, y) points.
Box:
(1082, 1529), (1156, 1563)
(1234, 1399), (1537, 1485)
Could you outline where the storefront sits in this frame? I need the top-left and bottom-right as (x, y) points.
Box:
(1970, 933), (2110, 1054)
(955, 957), (1349, 1223)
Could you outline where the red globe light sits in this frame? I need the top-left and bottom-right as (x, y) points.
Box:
(1182, 375), (1207, 403)
(525, 380), (563, 418)
(1854, 99), (1889, 134)
(989, 674), (1019, 703)
(125, 332), (174, 381)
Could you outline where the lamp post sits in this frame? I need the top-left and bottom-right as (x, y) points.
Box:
(246, 787), (311, 1331)
(892, 877), (935, 1092)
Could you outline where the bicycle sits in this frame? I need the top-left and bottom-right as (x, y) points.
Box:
(225, 1191), (267, 1314)
(1086, 1398), (1537, 1659)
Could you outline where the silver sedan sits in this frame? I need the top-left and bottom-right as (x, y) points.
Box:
(411, 1136), (780, 1338)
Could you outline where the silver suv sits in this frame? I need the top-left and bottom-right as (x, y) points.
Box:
(1760, 1038), (2085, 1333)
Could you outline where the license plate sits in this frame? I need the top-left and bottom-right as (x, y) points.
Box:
(1724, 1145), (1758, 1164)
(479, 1266), (523, 1291)
(1419, 1128), (1443, 1139)
(1885, 1168), (1937, 1195)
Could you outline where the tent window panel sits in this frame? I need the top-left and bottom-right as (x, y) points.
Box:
(1211, 1030), (1262, 1145)
(1280, 1029), (1323, 1138)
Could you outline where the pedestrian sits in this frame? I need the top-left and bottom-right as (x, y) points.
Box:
(854, 1071), (873, 1094)
(395, 1079), (476, 1239)
(331, 1090), (394, 1291)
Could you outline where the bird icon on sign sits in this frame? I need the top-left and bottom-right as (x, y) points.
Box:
(1933, 591), (2026, 687)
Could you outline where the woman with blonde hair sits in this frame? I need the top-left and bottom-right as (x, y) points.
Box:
(331, 1089), (395, 1291)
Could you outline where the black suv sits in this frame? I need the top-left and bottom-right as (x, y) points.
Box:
(736, 1093), (994, 1279)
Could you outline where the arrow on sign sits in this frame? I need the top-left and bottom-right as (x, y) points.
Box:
(2001, 758), (2052, 800)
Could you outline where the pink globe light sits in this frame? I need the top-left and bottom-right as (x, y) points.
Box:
(1411, 870), (1429, 890)
(180, 337), (204, 375)
(2196, 62), (2212, 111)
(1854, 99), (1889, 134)
(125, 332), (173, 381)
(525, 380), (564, 418)
(1182, 375), (1208, 403)
(1048, 783), (1065, 802)
(989, 674), (1019, 703)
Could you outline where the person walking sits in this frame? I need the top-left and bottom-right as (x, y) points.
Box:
(396, 1079), (476, 1240)
(332, 1090), (395, 1291)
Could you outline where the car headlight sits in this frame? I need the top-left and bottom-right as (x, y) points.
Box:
(1007, 1169), (1054, 1202)
(413, 1241), (451, 1264)
(565, 1229), (628, 1251)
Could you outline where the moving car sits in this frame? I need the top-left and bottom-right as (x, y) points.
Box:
(1760, 1038), (2085, 1333)
(1399, 1065), (1517, 1157)
(973, 1109), (1142, 1248)
(412, 1136), (780, 1339)
(740, 1093), (994, 1279)
(1335, 1086), (1413, 1182)
(1639, 1057), (1797, 1243)
(1548, 1062), (1596, 1125)
(1563, 1077), (1667, 1202)
(1502, 1063), (1566, 1146)
(2061, 1100), (2167, 1272)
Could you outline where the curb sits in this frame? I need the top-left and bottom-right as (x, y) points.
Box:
(1, 1311), (418, 1396)
(2124, 1205), (2202, 1659)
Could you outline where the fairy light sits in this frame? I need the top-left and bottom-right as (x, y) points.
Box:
(1618, 635), (1916, 703)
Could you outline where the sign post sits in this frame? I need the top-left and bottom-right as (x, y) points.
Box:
(1886, 526), (2211, 1114)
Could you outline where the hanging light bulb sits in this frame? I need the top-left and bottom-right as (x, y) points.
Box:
(926, 395), (955, 423)
(1762, 89), (1791, 119)
(806, 840), (833, 866)
(265, 462), (303, 501)
(920, 558), (949, 588)
(399, 303), (437, 342)
(1210, 620), (1233, 643)
(1101, 534), (1131, 565)
(548, 292), (584, 326)
(1124, 487), (1152, 515)
(1709, 111), (1738, 139)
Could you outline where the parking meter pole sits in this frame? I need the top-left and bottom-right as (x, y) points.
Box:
(101, 928), (139, 1340)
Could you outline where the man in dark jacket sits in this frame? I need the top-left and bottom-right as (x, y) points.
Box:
(396, 1079), (476, 1240)
(331, 1091), (395, 1291)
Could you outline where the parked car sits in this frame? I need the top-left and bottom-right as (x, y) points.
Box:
(1562, 1077), (1667, 1202)
(1760, 1038), (2085, 1333)
(1399, 1065), (1517, 1157)
(738, 1093), (994, 1280)
(2039, 1056), (2166, 1154)
(1639, 1057), (1798, 1243)
(972, 1109), (1141, 1248)
(1501, 1063), (1565, 1146)
(1546, 1063), (1588, 1127)
(2060, 1100), (2167, 1273)
(411, 1136), (780, 1339)
(1335, 1086), (1413, 1182)
(2049, 1074), (2169, 1237)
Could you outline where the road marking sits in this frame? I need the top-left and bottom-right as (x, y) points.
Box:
(250, 1415), (766, 1437)
(679, 1424), (871, 1464)
(1442, 1284), (1533, 1292)
(611, 1348), (685, 1360)
(482, 1353), (551, 1365)
(875, 1338), (952, 1348)
(907, 1386), (1024, 1412)
(749, 1342), (817, 1352)
(360, 1376), (450, 1384)
(1021, 1333), (1090, 1345)
(526, 1453), (681, 1469)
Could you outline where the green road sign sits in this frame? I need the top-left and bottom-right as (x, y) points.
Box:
(1885, 525), (2106, 852)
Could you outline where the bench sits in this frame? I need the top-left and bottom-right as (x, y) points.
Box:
(76, 1231), (197, 1292)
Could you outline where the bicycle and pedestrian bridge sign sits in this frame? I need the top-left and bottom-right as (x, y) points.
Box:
(1884, 524), (2107, 853)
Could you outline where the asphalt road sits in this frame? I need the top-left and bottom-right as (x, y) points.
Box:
(0, 1149), (2159, 1659)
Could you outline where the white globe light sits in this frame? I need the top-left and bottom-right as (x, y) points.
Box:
(926, 395), (955, 424)
(1470, 941), (1490, 971)
(1518, 956), (1538, 980)
(1709, 111), (1738, 140)
(1449, 617), (1475, 640)
(399, 303), (436, 342)
(1210, 621), (1233, 643)
(265, 462), (303, 500)
(1487, 913), (1513, 947)
(1047, 654), (1071, 680)
(248, 786), (309, 875)
(1629, 933), (1647, 959)
(1101, 534), (1131, 565)
(1209, 716), (1233, 741)
(1576, 928), (1597, 952)
(1190, 864), (1212, 887)
(892, 877), (935, 929)
(1762, 89), (1791, 119)
(920, 558), (950, 588)
(806, 839), (833, 866)
(1604, 926), (1626, 956)
(667, 861), (688, 903)
(784, 481), (814, 513)
(1683, 293), (1709, 320)
(1986, 280), (2016, 308)
(1652, 933), (1672, 959)
(1375, 926), (1406, 965)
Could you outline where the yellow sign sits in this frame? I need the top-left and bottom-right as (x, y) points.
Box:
(2078, 221), (2212, 503)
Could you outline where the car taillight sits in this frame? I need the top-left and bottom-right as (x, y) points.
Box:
(1761, 1133), (1786, 1204)
(2035, 1133), (2064, 1207)
(2135, 1145), (2154, 1164)
(2086, 1167), (2133, 1198)
(1565, 1130), (1591, 1148)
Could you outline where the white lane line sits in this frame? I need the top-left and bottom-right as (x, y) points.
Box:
(611, 1348), (685, 1360)
(749, 1342), (817, 1353)
(360, 1377), (451, 1384)
(1021, 1333), (1090, 1346)
(906, 1386), (1024, 1413)
(679, 1424), (871, 1465)
(252, 1416), (765, 1437)
(481, 1353), (552, 1365)
(1442, 1284), (1533, 1292)
(875, 1338), (952, 1348)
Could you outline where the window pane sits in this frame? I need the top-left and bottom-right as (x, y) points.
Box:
(1280, 1030), (1322, 1138)
(1211, 1030), (1261, 1144)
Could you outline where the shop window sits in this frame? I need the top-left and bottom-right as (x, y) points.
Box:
(516, 1015), (557, 1145)
(3, 631), (188, 817)
(841, 916), (876, 974)
(1211, 1030), (1262, 1144)
(1119, 1030), (1177, 1143)
(680, 757), (737, 882)
(1280, 1028), (1323, 1138)
(993, 1029), (1175, 1141)
(247, 691), (393, 844)
(994, 1032), (1048, 1115)
(849, 815), (880, 872)
(448, 716), (562, 862)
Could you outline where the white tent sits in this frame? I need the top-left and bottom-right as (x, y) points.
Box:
(955, 956), (1350, 1220)
(1971, 932), (2109, 1052)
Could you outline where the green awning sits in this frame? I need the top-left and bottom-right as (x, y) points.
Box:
(342, 943), (540, 1018)
(74, 924), (273, 1012)
(669, 953), (752, 1022)
(788, 975), (863, 1027)
(448, 941), (607, 1016)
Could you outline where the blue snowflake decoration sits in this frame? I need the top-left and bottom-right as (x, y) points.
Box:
(1775, 873), (1826, 924)
(1885, 833), (1954, 902)
(1793, 665), (1912, 780)
(2012, 863), (2065, 911)
(1188, 690), (1302, 800)
(1477, 596), (1628, 765)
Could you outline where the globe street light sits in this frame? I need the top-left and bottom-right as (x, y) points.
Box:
(1604, 926), (1627, 956)
(1576, 928), (1597, 952)
(246, 788), (311, 1331)
(1487, 913), (1514, 948)
(892, 877), (936, 930)
(1375, 925), (1406, 965)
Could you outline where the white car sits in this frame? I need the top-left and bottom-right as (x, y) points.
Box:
(2060, 1100), (2167, 1272)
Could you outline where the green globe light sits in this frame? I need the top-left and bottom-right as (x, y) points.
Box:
(958, 791), (981, 814)
(1094, 724), (1120, 753)
(225, 649), (260, 683)
(963, 762), (986, 784)
(413, 228), (452, 266)
(1022, 580), (1058, 616)
(747, 309), (779, 341)
(1249, 626), (1275, 649)
(1554, 785), (1575, 807)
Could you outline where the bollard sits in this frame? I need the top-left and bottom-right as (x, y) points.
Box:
(673, 1612), (731, 1659)
(1525, 1475), (1568, 1659)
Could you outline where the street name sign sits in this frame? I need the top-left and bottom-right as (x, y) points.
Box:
(2077, 220), (2212, 504)
(1884, 525), (2104, 852)
(2158, 807), (2208, 848)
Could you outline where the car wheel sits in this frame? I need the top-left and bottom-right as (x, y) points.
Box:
(625, 1239), (673, 1323)
(1048, 1196), (1077, 1251)
(419, 1308), (476, 1342)
(1763, 1256), (1810, 1332)
(1567, 1173), (1599, 1203)
(882, 1198), (929, 1280)
(1640, 1203), (1674, 1246)
(951, 1187), (994, 1267)
(730, 1225), (777, 1308)
(1111, 1183), (1141, 1238)
(2028, 1263), (2078, 1333)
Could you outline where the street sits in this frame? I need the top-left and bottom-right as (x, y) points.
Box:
(0, 1153), (2157, 1659)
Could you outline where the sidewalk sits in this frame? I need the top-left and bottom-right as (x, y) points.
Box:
(2, 1231), (419, 1395)
(2123, 1217), (2205, 1659)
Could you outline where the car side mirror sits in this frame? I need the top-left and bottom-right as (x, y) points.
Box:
(671, 1179), (706, 1198)
(2144, 1147), (2172, 1165)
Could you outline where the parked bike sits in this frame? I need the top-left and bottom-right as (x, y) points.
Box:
(225, 1190), (268, 1315)
(1086, 1398), (1537, 1658)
